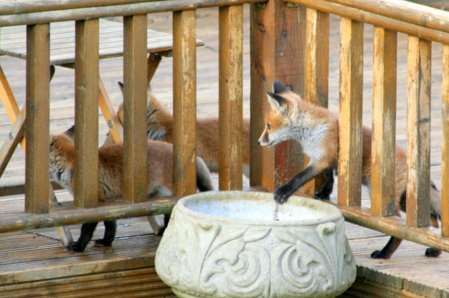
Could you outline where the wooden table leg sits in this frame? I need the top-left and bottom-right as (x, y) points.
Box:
(98, 78), (124, 143)
(0, 64), (71, 245)
(0, 109), (25, 178)
(147, 53), (162, 86)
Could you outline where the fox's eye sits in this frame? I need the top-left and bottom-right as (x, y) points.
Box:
(266, 123), (271, 130)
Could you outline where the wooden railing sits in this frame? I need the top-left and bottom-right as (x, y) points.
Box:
(0, 0), (263, 232)
(0, 0), (448, 255)
(280, 0), (449, 251)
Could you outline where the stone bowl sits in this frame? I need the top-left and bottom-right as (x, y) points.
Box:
(155, 191), (356, 298)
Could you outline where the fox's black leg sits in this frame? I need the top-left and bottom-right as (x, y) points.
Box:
(371, 236), (402, 259)
(399, 192), (441, 257)
(95, 220), (117, 247)
(274, 165), (319, 204)
(425, 214), (442, 257)
(314, 168), (334, 200)
(68, 222), (98, 252)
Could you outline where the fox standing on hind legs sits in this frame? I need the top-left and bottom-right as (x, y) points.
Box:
(258, 80), (442, 259)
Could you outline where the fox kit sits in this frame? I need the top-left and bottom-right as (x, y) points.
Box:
(258, 80), (442, 259)
(49, 127), (213, 252)
(107, 81), (251, 176)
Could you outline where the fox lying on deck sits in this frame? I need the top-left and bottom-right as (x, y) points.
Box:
(104, 81), (251, 177)
(258, 80), (442, 259)
(49, 126), (213, 252)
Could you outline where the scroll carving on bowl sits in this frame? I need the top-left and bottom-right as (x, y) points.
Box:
(155, 191), (357, 298)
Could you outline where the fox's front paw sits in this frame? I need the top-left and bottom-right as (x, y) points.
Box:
(67, 241), (86, 252)
(314, 189), (331, 201)
(94, 239), (113, 247)
(274, 184), (293, 204)
(425, 247), (442, 258)
(370, 250), (390, 259)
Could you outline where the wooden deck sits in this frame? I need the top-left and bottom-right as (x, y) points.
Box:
(0, 6), (448, 297)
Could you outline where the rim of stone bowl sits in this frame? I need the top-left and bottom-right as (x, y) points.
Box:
(176, 191), (343, 226)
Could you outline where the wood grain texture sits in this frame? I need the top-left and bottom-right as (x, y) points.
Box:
(303, 8), (329, 194)
(338, 17), (363, 208)
(25, 23), (50, 214)
(288, 0), (449, 45)
(173, 10), (197, 196)
(0, 0), (265, 26)
(98, 79), (123, 143)
(406, 36), (431, 228)
(0, 109), (24, 178)
(74, 19), (99, 208)
(123, 15), (148, 203)
(0, 66), (25, 148)
(0, 66), (20, 124)
(249, 1), (305, 192)
(330, 0), (449, 35)
(371, 27), (397, 217)
(304, 8), (329, 107)
(339, 205), (449, 252)
(219, 4), (243, 190)
(0, 198), (175, 233)
(442, 45), (449, 237)
(147, 53), (161, 85)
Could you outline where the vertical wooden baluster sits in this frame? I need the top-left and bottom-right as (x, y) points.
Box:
(442, 45), (449, 237)
(250, 1), (304, 192)
(304, 8), (329, 194)
(74, 19), (99, 208)
(173, 10), (197, 196)
(249, 3), (275, 190)
(219, 5), (243, 190)
(25, 24), (50, 213)
(338, 18), (363, 208)
(371, 27), (397, 217)
(407, 36), (431, 228)
(123, 15), (148, 203)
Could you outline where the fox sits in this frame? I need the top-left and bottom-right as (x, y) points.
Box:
(106, 81), (251, 176)
(49, 126), (213, 252)
(258, 80), (442, 259)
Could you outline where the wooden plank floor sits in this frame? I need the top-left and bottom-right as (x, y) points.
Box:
(0, 6), (447, 297)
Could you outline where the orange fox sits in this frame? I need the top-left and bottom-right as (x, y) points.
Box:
(258, 80), (442, 259)
(49, 126), (213, 252)
(107, 82), (251, 176)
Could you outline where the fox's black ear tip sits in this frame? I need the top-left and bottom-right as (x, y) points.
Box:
(273, 80), (287, 94)
(65, 125), (75, 137)
(117, 81), (124, 88)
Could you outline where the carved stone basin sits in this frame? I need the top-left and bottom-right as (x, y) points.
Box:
(155, 191), (356, 298)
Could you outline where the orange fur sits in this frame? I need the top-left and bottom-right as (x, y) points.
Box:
(50, 133), (176, 201)
(259, 81), (441, 259)
(108, 83), (251, 175)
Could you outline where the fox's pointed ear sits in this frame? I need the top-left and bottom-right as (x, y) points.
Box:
(117, 81), (124, 93)
(272, 80), (291, 94)
(64, 125), (75, 139)
(49, 65), (56, 82)
(267, 91), (288, 114)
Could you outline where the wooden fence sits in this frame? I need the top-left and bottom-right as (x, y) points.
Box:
(280, 0), (449, 251)
(0, 0), (448, 255)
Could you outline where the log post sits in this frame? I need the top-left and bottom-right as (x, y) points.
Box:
(250, 0), (306, 192)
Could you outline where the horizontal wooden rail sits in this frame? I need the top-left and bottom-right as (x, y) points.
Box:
(339, 205), (449, 252)
(286, 0), (449, 44)
(0, 0), (151, 15)
(0, 0), (265, 27)
(328, 0), (449, 35)
(0, 198), (175, 233)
